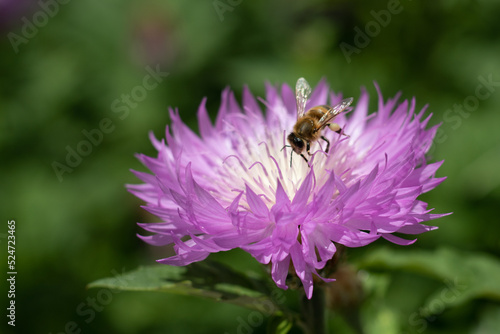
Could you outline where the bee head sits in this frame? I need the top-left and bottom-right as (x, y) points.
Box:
(287, 133), (305, 154)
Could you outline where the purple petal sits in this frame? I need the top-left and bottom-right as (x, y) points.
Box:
(245, 185), (270, 217)
(197, 97), (213, 139)
(381, 233), (417, 246)
(292, 169), (314, 209)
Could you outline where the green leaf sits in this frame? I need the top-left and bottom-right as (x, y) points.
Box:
(267, 315), (293, 334)
(88, 261), (282, 315)
(357, 247), (500, 310)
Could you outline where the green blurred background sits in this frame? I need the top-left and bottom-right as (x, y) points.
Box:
(1, 0), (500, 333)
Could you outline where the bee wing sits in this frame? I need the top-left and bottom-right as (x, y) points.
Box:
(295, 77), (311, 119)
(315, 97), (354, 130)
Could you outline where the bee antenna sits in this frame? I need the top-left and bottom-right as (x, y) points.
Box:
(280, 145), (291, 152)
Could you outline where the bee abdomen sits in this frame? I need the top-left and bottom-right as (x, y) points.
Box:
(307, 107), (328, 119)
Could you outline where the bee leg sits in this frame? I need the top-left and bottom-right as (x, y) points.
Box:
(289, 151), (310, 168)
(306, 142), (311, 156)
(328, 123), (349, 137)
(300, 154), (310, 167)
(321, 136), (330, 153)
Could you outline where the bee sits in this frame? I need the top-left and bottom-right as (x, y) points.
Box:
(284, 77), (353, 167)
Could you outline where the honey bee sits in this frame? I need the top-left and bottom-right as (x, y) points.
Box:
(285, 77), (353, 167)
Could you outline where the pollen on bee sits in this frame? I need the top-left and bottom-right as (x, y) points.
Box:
(328, 123), (341, 132)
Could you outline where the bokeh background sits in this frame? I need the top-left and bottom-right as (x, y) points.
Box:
(2, 1), (500, 333)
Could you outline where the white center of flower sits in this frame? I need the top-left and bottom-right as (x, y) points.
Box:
(199, 113), (361, 210)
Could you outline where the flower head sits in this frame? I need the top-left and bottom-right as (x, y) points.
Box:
(128, 79), (447, 298)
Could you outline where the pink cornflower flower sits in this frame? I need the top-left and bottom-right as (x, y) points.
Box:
(128, 78), (447, 298)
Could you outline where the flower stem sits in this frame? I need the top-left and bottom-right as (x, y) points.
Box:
(299, 287), (327, 334)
